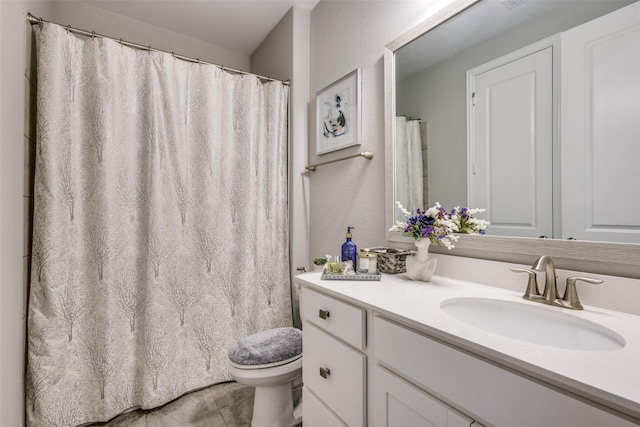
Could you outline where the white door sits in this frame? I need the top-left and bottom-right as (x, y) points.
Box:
(469, 47), (553, 238)
(561, 1), (640, 242)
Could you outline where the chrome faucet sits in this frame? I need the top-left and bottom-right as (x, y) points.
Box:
(531, 255), (558, 304)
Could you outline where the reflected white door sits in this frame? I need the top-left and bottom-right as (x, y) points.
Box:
(561, 1), (640, 243)
(469, 47), (553, 238)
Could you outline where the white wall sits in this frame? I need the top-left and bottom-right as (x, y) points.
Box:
(252, 8), (293, 80)
(1, 3), (54, 425)
(49, 2), (249, 69)
(308, 1), (456, 260)
(252, 6), (311, 327)
(0, 2), (249, 425)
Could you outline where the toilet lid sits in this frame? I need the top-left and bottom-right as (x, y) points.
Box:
(228, 327), (302, 368)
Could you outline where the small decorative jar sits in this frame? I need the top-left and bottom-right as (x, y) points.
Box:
(357, 249), (378, 274)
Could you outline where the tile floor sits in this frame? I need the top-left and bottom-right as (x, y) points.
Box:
(88, 381), (255, 427)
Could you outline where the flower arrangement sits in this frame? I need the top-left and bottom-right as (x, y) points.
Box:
(390, 202), (490, 250)
(449, 206), (490, 235)
(389, 202), (459, 250)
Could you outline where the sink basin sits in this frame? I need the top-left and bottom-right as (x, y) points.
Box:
(440, 297), (626, 351)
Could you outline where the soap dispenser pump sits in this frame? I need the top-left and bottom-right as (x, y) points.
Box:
(341, 226), (357, 271)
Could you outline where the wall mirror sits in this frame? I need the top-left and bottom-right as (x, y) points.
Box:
(384, 0), (640, 276)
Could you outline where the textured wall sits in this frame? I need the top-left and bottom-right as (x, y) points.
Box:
(308, 1), (454, 260)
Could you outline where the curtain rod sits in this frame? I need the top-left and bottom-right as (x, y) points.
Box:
(26, 12), (290, 86)
(396, 113), (421, 121)
(305, 152), (374, 172)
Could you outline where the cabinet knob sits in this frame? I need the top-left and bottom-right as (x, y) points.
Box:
(319, 367), (331, 379)
(319, 309), (330, 319)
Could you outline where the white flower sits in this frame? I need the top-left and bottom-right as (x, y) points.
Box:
(395, 201), (412, 218)
(391, 201), (457, 249)
(449, 206), (490, 235)
(391, 202), (490, 247)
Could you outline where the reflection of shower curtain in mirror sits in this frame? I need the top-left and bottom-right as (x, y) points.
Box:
(395, 116), (424, 215)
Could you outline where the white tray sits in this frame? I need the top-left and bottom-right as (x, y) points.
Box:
(321, 272), (382, 281)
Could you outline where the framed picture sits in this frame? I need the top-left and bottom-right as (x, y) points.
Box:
(316, 68), (362, 155)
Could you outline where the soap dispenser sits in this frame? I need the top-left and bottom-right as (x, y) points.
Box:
(341, 226), (357, 271)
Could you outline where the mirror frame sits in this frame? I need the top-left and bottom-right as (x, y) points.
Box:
(384, 0), (640, 278)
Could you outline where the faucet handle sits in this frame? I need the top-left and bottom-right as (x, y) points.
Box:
(510, 267), (540, 300)
(562, 276), (603, 310)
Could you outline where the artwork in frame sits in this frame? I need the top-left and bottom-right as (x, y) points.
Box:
(316, 68), (362, 155)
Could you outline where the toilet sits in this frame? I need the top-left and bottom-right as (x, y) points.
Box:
(227, 327), (303, 427)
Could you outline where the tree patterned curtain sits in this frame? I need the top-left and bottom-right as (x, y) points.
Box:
(395, 115), (424, 215)
(27, 22), (291, 426)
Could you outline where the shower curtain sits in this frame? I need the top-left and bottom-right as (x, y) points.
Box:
(395, 116), (424, 215)
(27, 23), (291, 426)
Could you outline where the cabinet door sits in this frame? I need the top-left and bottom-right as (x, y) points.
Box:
(375, 367), (474, 427)
(561, 1), (640, 242)
(302, 387), (347, 427)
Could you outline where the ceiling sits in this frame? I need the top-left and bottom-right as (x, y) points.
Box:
(81, 0), (320, 55)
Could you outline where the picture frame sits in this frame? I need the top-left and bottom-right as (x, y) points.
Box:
(316, 68), (362, 155)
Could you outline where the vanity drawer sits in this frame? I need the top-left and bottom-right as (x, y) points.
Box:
(303, 320), (366, 427)
(301, 287), (366, 350)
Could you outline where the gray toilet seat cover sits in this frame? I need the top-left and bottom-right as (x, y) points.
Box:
(228, 327), (302, 366)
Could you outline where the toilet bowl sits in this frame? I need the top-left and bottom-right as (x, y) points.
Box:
(227, 327), (303, 427)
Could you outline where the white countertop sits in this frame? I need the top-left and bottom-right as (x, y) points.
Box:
(296, 271), (640, 421)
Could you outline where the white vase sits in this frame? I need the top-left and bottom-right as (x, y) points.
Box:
(406, 239), (437, 282)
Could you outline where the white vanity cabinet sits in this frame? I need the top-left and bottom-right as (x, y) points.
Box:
(300, 287), (367, 426)
(297, 273), (640, 427)
(373, 316), (636, 427)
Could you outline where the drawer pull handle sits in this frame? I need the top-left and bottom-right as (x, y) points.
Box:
(319, 309), (330, 319)
(319, 367), (331, 379)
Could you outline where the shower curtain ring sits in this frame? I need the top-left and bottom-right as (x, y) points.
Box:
(91, 31), (95, 38)
(66, 24), (70, 33)
(38, 17), (43, 29)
